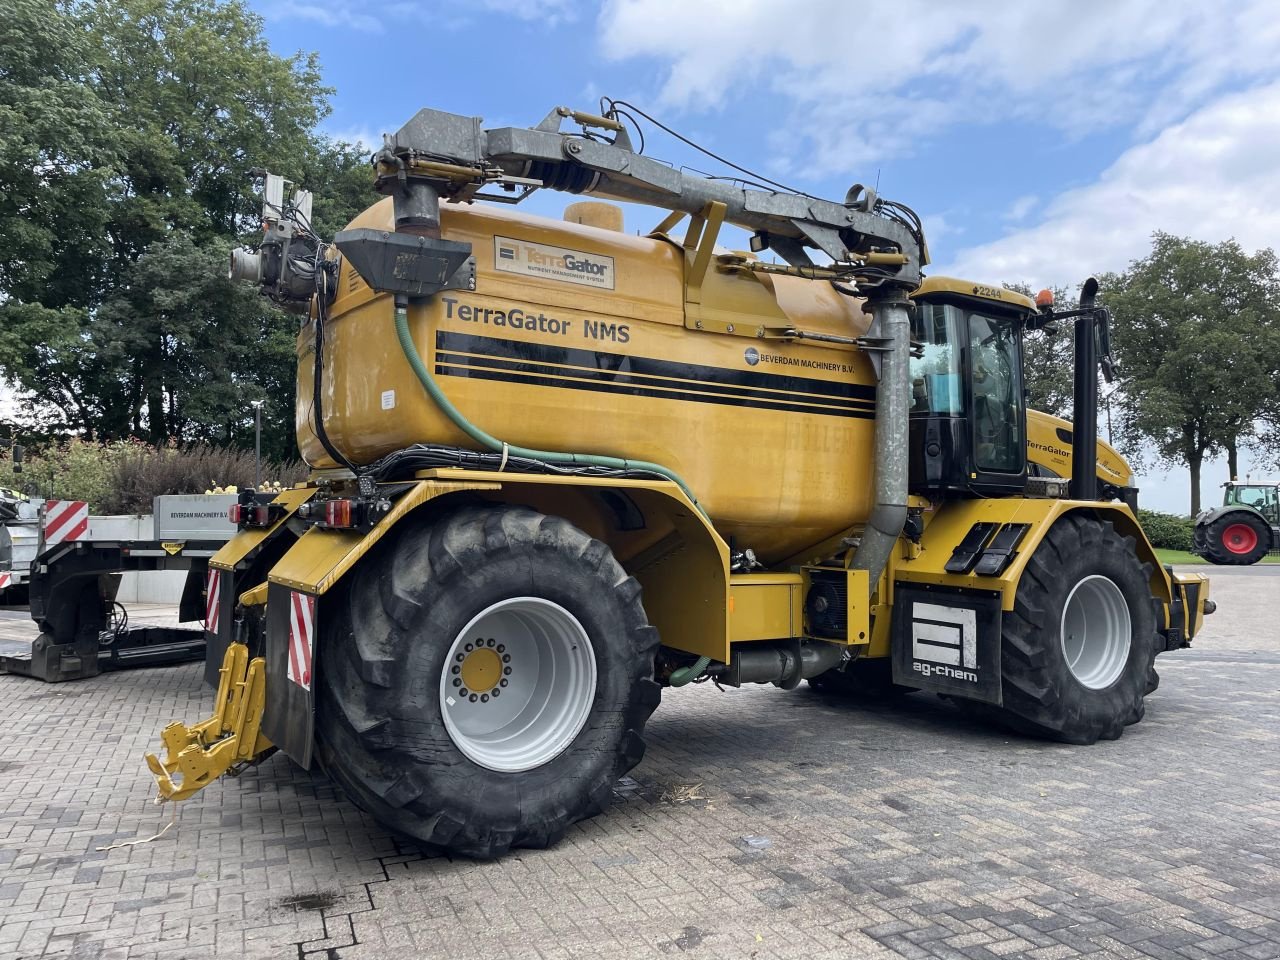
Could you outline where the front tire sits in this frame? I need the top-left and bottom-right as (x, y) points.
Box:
(314, 504), (661, 858)
(979, 514), (1157, 744)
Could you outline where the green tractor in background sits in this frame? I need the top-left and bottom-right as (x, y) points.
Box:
(1193, 480), (1280, 565)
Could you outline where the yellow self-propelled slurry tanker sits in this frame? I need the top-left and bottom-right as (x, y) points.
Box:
(146, 103), (1213, 858)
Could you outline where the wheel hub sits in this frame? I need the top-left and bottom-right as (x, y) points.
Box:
(1222, 522), (1258, 554)
(1060, 574), (1132, 690)
(440, 597), (597, 773)
(459, 646), (502, 693)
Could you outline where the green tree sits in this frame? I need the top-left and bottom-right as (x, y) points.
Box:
(0, 0), (375, 461)
(1007, 283), (1075, 419)
(1101, 234), (1280, 514)
(303, 138), (376, 239)
(0, 0), (113, 303)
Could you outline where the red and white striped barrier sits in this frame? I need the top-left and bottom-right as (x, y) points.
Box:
(42, 500), (89, 546)
(205, 569), (222, 632)
(0, 572), (11, 591)
(287, 590), (315, 691)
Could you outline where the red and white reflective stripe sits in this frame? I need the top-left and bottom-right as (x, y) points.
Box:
(287, 591), (316, 691)
(43, 500), (89, 545)
(0, 572), (10, 591)
(205, 569), (222, 633)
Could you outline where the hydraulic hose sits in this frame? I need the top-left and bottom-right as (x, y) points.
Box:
(668, 655), (711, 687)
(393, 304), (703, 511)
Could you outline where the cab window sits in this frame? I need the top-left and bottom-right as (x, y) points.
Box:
(910, 303), (963, 415)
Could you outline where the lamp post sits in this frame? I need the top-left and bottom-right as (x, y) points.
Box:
(251, 400), (264, 490)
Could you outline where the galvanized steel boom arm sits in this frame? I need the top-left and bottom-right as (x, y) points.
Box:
(371, 106), (927, 291)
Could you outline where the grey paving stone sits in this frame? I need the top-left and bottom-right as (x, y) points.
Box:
(1, 568), (1278, 959)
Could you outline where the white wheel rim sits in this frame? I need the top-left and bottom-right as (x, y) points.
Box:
(1059, 575), (1131, 690)
(439, 597), (597, 773)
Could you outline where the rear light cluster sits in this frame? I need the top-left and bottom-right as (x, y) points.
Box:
(297, 496), (391, 531)
(229, 503), (277, 527)
(324, 498), (354, 528)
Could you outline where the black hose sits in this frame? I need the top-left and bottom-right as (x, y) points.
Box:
(310, 257), (357, 473)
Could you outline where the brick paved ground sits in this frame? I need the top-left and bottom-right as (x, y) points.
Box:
(1, 566), (1277, 960)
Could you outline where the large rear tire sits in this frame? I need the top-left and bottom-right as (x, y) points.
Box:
(314, 504), (661, 859)
(1200, 512), (1269, 566)
(974, 514), (1157, 745)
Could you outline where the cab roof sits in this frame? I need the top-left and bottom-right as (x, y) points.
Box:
(911, 276), (1038, 313)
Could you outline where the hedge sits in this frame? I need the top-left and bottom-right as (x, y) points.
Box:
(0, 439), (306, 514)
(1136, 508), (1196, 552)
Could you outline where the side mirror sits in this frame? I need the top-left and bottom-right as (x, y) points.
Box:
(11, 444), (23, 474)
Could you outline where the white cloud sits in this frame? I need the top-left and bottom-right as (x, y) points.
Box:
(1004, 195), (1038, 223)
(937, 80), (1280, 288)
(919, 212), (959, 245)
(598, 0), (1280, 173)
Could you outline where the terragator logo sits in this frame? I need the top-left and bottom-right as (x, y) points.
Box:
(493, 236), (615, 290)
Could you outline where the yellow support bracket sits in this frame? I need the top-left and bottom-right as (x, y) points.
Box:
(144, 641), (273, 802)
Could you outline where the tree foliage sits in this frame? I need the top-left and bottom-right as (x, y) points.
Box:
(1101, 234), (1280, 513)
(0, 0), (377, 461)
(1006, 283), (1076, 420)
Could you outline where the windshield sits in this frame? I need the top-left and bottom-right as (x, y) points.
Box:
(969, 312), (1023, 473)
(1226, 485), (1277, 512)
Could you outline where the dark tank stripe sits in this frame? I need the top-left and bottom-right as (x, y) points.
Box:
(435, 331), (877, 403)
(435, 352), (876, 413)
(434, 332), (876, 420)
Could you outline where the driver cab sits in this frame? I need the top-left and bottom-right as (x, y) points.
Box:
(1225, 483), (1279, 523)
(907, 277), (1034, 498)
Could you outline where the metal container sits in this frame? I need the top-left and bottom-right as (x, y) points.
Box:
(303, 199), (880, 563)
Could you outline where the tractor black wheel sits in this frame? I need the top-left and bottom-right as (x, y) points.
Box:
(314, 503), (661, 859)
(1201, 512), (1269, 566)
(975, 513), (1157, 745)
(808, 656), (915, 699)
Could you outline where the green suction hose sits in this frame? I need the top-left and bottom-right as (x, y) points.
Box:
(668, 655), (711, 687)
(394, 304), (703, 511)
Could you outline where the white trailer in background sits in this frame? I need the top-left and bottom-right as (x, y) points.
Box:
(0, 494), (247, 682)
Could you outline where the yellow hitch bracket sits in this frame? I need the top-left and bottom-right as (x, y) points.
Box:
(144, 641), (272, 802)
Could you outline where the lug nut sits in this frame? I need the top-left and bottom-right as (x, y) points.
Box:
(496, 644), (505, 653)
(451, 665), (460, 674)
(453, 678), (461, 687)
(502, 654), (511, 663)
(465, 643), (473, 652)
(460, 688), (469, 697)
(499, 678), (508, 687)
(469, 694), (478, 703)
(486, 638), (495, 647)
(455, 653), (465, 662)
(481, 694), (489, 703)
(503, 666), (511, 675)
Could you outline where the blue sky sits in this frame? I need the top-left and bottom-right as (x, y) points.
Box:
(220, 3), (1280, 507)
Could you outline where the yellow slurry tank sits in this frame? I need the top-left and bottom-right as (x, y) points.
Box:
(149, 103), (1214, 860)
(304, 198), (878, 562)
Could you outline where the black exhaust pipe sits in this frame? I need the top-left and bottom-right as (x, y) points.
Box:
(1071, 278), (1100, 501)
